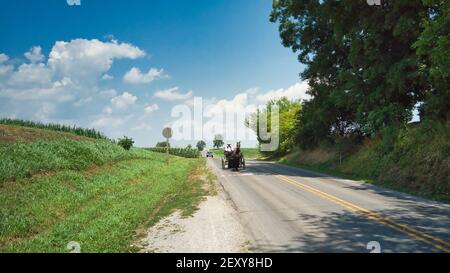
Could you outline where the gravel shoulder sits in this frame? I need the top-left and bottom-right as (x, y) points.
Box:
(137, 161), (251, 253)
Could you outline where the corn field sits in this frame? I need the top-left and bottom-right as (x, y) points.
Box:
(0, 118), (110, 140)
(146, 147), (201, 158)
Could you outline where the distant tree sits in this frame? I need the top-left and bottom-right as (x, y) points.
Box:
(186, 144), (192, 149)
(118, 136), (134, 151)
(156, 141), (170, 148)
(246, 97), (301, 156)
(196, 140), (206, 151)
(213, 134), (224, 149)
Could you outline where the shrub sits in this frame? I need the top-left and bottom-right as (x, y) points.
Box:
(117, 136), (134, 151)
(156, 141), (170, 147)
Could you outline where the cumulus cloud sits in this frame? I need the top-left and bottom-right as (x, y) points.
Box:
(24, 46), (45, 63)
(256, 81), (310, 103)
(111, 92), (137, 109)
(154, 87), (193, 101)
(0, 38), (150, 135)
(144, 103), (159, 113)
(7, 63), (53, 88)
(123, 67), (168, 84)
(0, 39), (145, 102)
(48, 39), (145, 85)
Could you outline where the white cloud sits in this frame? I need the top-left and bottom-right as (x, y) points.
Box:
(48, 39), (145, 84)
(101, 74), (114, 80)
(144, 103), (159, 113)
(204, 92), (255, 118)
(67, 0), (81, 6)
(102, 106), (113, 115)
(91, 115), (133, 129)
(0, 39), (145, 102)
(99, 89), (117, 98)
(7, 63), (53, 88)
(111, 92), (137, 109)
(154, 87), (193, 101)
(0, 53), (9, 63)
(24, 46), (45, 63)
(256, 81), (310, 103)
(73, 96), (93, 107)
(123, 67), (168, 84)
(0, 53), (13, 77)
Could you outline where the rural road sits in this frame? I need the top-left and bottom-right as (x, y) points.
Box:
(207, 158), (450, 253)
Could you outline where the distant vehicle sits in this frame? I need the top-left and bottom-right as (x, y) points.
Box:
(206, 151), (214, 158)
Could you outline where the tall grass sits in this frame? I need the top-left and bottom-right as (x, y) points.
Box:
(0, 139), (148, 183)
(0, 118), (109, 140)
(0, 154), (209, 252)
(146, 147), (201, 158)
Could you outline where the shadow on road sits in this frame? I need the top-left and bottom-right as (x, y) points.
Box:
(239, 161), (450, 253)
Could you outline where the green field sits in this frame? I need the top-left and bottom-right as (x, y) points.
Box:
(0, 124), (215, 252)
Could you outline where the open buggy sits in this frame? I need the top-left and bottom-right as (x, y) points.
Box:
(221, 143), (245, 171)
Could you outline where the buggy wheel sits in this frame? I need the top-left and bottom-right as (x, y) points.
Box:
(242, 157), (246, 170)
(221, 158), (225, 169)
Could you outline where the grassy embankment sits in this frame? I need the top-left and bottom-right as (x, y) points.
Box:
(279, 121), (450, 203)
(0, 123), (215, 252)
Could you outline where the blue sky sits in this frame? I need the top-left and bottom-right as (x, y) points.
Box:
(0, 0), (308, 147)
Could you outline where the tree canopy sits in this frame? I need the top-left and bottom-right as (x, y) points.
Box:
(270, 0), (449, 148)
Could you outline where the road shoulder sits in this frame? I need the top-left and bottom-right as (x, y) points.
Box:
(136, 160), (251, 253)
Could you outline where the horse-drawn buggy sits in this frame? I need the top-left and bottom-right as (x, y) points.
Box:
(221, 143), (245, 171)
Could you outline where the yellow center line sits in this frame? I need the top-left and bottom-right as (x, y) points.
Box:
(252, 166), (450, 253)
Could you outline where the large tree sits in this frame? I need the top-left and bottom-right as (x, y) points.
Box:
(271, 0), (433, 146)
(413, 0), (450, 120)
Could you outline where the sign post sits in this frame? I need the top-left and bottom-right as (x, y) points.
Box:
(162, 127), (173, 164)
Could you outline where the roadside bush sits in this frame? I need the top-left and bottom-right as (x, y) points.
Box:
(118, 136), (134, 150)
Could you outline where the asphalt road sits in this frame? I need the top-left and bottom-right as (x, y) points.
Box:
(207, 158), (450, 253)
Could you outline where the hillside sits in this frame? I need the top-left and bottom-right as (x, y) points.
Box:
(279, 121), (450, 203)
(0, 124), (214, 252)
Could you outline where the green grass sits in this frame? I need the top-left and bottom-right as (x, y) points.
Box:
(0, 118), (109, 140)
(210, 148), (261, 160)
(0, 154), (211, 252)
(0, 123), (215, 252)
(0, 138), (146, 183)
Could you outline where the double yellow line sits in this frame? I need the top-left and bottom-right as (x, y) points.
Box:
(257, 167), (450, 253)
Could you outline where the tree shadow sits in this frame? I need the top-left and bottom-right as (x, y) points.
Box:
(253, 209), (445, 253)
